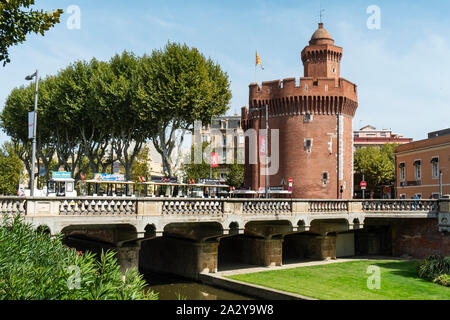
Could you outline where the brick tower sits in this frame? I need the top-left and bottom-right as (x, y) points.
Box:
(241, 23), (358, 199)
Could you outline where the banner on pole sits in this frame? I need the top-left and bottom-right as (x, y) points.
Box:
(211, 152), (219, 168)
(28, 111), (35, 139)
(259, 135), (266, 156)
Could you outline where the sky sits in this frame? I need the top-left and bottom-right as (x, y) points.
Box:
(1, 0), (450, 144)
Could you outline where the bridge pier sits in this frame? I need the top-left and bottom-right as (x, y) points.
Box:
(243, 237), (283, 267)
(308, 235), (337, 260)
(140, 237), (219, 280)
(116, 243), (141, 274)
(283, 234), (336, 261)
(218, 235), (283, 268)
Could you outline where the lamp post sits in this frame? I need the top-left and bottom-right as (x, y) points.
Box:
(25, 70), (39, 196)
(209, 118), (213, 180)
(249, 104), (269, 198)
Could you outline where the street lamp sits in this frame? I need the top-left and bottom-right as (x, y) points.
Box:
(25, 70), (39, 196)
(249, 104), (269, 199)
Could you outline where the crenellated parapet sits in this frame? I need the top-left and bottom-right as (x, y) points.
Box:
(246, 77), (358, 119)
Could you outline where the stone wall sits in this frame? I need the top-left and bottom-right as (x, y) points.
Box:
(283, 234), (337, 261)
(218, 236), (283, 267)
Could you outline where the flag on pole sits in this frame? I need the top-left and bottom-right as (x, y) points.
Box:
(256, 51), (264, 70)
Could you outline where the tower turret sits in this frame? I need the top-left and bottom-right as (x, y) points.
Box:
(242, 22), (358, 200)
(301, 23), (342, 79)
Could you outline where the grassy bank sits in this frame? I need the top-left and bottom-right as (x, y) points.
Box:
(227, 260), (450, 300)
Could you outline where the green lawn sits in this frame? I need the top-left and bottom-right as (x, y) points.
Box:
(227, 260), (450, 300)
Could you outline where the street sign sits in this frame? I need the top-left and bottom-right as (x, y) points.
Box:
(288, 186), (293, 192)
(360, 181), (367, 190)
(52, 171), (72, 179)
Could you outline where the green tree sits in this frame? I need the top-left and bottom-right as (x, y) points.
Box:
(225, 162), (244, 188)
(136, 42), (232, 177)
(0, 84), (34, 187)
(354, 144), (396, 197)
(130, 145), (151, 182)
(0, 0), (63, 66)
(0, 142), (24, 195)
(183, 141), (218, 182)
(107, 52), (151, 180)
(1, 45), (231, 184)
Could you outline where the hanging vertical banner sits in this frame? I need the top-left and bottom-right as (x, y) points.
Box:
(211, 152), (219, 168)
(28, 111), (35, 139)
(259, 135), (267, 156)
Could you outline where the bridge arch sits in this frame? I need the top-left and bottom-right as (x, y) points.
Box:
(36, 224), (51, 235)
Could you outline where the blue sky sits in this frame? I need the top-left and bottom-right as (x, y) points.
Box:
(1, 0), (450, 143)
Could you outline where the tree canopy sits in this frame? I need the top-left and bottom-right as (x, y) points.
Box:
(0, 141), (24, 195)
(354, 144), (397, 194)
(0, 0), (63, 66)
(0, 43), (231, 187)
(136, 42), (231, 176)
(183, 141), (218, 182)
(225, 162), (244, 188)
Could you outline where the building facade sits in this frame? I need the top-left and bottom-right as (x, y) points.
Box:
(395, 130), (450, 199)
(354, 125), (413, 149)
(200, 115), (245, 182)
(241, 23), (358, 199)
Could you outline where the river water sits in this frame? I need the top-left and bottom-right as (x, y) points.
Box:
(144, 272), (253, 300)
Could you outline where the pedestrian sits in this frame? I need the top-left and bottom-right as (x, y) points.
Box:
(413, 195), (420, 211)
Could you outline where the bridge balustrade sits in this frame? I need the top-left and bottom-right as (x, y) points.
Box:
(0, 197), (26, 216)
(59, 198), (137, 215)
(242, 200), (291, 215)
(0, 197), (444, 217)
(362, 199), (439, 213)
(308, 200), (349, 213)
(162, 200), (223, 215)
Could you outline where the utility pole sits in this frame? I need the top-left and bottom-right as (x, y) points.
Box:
(26, 70), (39, 196)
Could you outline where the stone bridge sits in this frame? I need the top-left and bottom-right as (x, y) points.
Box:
(1, 197), (449, 279)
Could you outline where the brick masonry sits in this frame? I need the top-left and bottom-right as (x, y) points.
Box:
(391, 219), (450, 258)
(361, 218), (450, 259)
(242, 23), (358, 199)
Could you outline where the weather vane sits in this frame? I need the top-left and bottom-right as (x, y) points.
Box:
(319, 6), (325, 23)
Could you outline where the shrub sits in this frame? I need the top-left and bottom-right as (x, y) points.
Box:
(0, 215), (158, 300)
(433, 274), (450, 287)
(416, 255), (450, 280)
